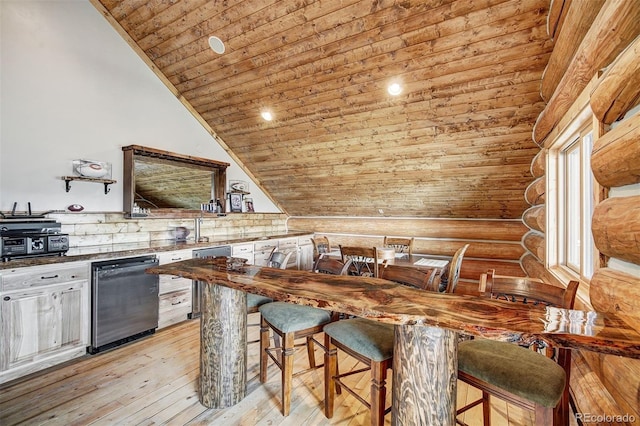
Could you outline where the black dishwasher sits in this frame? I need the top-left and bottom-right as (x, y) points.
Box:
(89, 255), (159, 354)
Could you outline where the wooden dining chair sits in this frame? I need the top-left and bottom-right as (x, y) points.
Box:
(456, 269), (579, 426)
(313, 253), (353, 275)
(323, 265), (448, 426)
(267, 247), (294, 269)
(383, 236), (414, 255)
(439, 243), (469, 293)
(258, 253), (349, 416)
(311, 236), (332, 260)
(339, 245), (379, 277)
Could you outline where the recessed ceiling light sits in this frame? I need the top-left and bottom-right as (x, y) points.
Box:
(388, 82), (402, 96)
(261, 111), (273, 121)
(208, 36), (225, 54)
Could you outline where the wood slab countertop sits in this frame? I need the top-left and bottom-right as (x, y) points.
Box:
(147, 258), (640, 359)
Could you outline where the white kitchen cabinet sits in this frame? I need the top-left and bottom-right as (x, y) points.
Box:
(156, 249), (193, 329)
(0, 261), (89, 384)
(297, 236), (315, 271)
(254, 240), (278, 266)
(232, 243), (254, 264)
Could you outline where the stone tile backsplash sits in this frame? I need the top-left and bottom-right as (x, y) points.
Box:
(49, 212), (288, 248)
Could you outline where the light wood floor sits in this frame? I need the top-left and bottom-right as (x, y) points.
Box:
(1, 315), (544, 425)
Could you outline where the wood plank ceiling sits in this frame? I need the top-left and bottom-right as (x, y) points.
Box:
(92, 0), (553, 219)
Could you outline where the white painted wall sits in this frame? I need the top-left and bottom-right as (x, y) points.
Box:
(0, 0), (279, 214)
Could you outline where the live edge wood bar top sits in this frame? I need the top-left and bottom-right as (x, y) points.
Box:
(148, 258), (640, 424)
(148, 258), (640, 358)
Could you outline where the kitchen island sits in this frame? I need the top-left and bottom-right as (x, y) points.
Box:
(148, 257), (640, 425)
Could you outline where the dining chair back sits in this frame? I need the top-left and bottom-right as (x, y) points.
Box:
(339, 245), (379, 277)
(313, 254), (353, 275)
(311, 236), (332, 259)
(440, 243), (469, 293)
(382, 236), (414, 255)
(456, 269), (579, 426)
(323, 265), (450, 425)
(379, 264), (435, 290)
(267, 248), (293, 269)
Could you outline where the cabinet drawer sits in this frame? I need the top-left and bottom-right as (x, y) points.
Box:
(1, 263), (89, 292)
(158, 289), (192, 329)
(279, 238), (298, 250)
(297, 235), (314, 246)
(159, 275), (192, 295)
(232, 244), (253, 255)
(254, 240), (278, 251)
(157, 249), (192, 265)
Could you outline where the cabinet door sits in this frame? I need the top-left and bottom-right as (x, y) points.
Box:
(298, 243), (315, 271)
(0, 281), (86, 371)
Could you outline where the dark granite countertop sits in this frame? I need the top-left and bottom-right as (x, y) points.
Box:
(0, 231), (313, 270)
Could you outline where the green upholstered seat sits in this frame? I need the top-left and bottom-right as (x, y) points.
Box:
(247, 293), (272, 309)
(259, 302), (331, 333)
(458, 339), (566, 408)
(323, 318), (394, 362)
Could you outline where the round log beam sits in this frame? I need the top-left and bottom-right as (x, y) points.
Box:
(533, 0), (640, 145)
(522, 230), (545, 263)
(524, 176), (546, 206)
(590, 35), (640, 124)
(530, 149), (546, 178)
(590, 267), (640, 316)
(523, 204), (545, 233)
(591, 196), (640, 265)
(591, 110), (640, 187)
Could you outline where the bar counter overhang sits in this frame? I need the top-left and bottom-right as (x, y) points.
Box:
(147, 258), (640, 425)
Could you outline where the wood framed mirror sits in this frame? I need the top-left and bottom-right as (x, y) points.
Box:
(122, 145), (229, 217)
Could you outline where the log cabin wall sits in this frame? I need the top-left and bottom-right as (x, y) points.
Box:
(525, 0), (640, 419)
(287, 216), (526, 294)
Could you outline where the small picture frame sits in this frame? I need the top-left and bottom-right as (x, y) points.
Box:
(245, 197), (254, 212)
(229, 193), (243, 212)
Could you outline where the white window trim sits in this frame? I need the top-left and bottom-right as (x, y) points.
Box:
(546, 104), (594, 307)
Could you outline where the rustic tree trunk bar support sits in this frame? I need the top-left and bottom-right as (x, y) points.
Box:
(199, 282), (247, 408)
(147, 259), (640, 422)
(392, 324), (457, 425)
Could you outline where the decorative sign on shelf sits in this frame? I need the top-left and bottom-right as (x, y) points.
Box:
(73, 159), (112, 179)
(228, 179), (249, 193)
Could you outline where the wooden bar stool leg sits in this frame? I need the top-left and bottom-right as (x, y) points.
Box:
(306, 336), (317, 368)
(324, 334), (338, 419)
(482, 391), (490, 424)
(259, 318), (270, 383)
(371, 361), (387, 426)
(282, 333), (295, 416)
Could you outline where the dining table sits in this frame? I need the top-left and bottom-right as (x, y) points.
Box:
(147, 257), (640, 426)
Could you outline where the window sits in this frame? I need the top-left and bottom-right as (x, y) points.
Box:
(558, 128), (594, 279)
(547, 106), (598, 287)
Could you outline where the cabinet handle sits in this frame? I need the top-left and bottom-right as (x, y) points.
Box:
(41, 275), (59, 280)
(3, 296), (9, 301)
(171, 257), (183, 261)
(171, 300), (182, 305)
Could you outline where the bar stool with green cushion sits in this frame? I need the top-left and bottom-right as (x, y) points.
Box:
(259, 303), (335, 416)
(258, 254), (349, 416)
(456, 270), (579, 426)
(323, 264), (442, 426)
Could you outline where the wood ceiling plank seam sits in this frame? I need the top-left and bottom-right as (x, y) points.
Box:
(190, 36), (548, 123)
(160, 0), (381, 81)
(213, 68), (546, 137)
(124, 0), (211, 42)
(171, 0), (543, 96)
(178, 3), (548, 104)
(215, 96), (543, 140)
(228, 121), (537, 151)
(104, 0), (173, 32)
(144, 0), (282, 60)
(232, 131), (534, 155)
